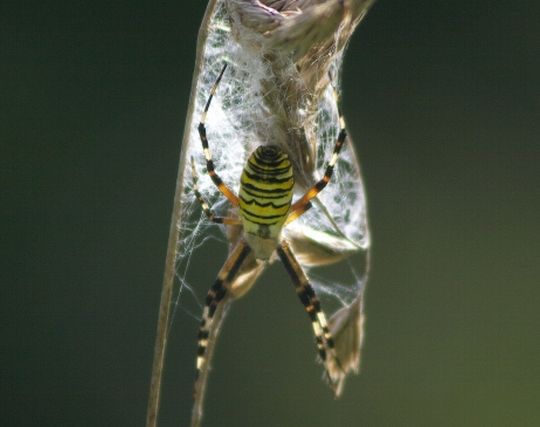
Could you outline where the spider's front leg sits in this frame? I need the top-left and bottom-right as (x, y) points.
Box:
(276, 240), (343, 393)
(195, 240), (251, 378)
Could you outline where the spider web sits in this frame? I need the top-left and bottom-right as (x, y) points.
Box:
(174, 0), (371, 320)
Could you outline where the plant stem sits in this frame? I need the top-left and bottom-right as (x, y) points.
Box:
(190, 299), (231, 427)
(145, 1), (219, 426)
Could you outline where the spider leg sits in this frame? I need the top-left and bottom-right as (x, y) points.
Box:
(190, 157), (241, 225)
(276, 240), (342, 382)
(198, 64), (240, 207)
(195, 240), (251, 377)
(285, 90), (348, 225)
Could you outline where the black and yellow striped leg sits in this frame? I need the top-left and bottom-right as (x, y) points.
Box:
(197, 64), (240, 207)
(195, 240), (251, 378)
(276, 241), (341, 374)
(190, 157), (241, 225)
(285, 108), (348, 225)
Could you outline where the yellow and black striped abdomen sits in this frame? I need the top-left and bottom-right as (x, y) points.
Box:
(239, 145), (294, 241)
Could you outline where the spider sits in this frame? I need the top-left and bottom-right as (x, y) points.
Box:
(192, 64), (348, 391)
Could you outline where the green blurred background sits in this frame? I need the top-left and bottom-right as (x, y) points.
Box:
(3, 1), (539, 426)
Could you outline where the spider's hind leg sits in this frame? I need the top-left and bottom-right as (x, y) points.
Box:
(285, 92), (348, 225)
(197, 64), (239, 206)
(190, 157), (241, 225)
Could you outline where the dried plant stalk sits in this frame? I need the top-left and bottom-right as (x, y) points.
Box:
(145, 2), (221, 427)
(146, 1), (375, 426)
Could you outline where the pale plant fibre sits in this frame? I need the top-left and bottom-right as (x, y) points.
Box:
(180, 0), (372, 297)
(168, 1), (375, 425)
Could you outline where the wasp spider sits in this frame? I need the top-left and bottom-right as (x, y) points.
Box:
(192, 64), (348, 391)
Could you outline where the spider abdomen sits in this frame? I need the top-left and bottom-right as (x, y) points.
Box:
(239, 145), (294, 259)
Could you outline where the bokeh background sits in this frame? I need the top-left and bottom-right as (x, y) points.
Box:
(3, 1), (539, 426)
